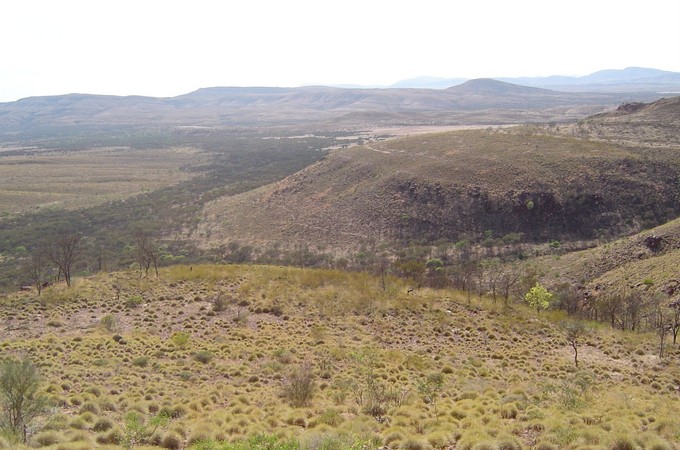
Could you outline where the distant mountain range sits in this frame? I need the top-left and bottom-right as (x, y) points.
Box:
(389, 67), (680, 91)
(0, 71), (676, 133)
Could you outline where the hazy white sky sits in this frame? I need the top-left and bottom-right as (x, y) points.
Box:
(1, 0), (679, 102)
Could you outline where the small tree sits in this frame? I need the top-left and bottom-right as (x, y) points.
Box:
(562, 320), (589, 367)
(669, 299), (680, 345)
(0, 357), (49, 442)
(417, 372), (445, 422)
(281, 363), (315, 407)
(47, 232), (81, 287)
(499, 265), (521, 309)
(133, 231), (160, 278)
(524, 283), (552, 315)
(26, 251), (48, 296)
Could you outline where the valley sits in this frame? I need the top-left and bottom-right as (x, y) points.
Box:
(0, 75), (679, 449)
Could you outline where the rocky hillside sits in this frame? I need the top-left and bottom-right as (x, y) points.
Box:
(196, 125), (680, 252)
(539, 216), (680, 296)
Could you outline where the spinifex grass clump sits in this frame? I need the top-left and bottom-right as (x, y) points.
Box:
(0, 264), (678, 448)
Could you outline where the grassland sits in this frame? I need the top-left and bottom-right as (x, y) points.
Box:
(1, 265), (679, 449)
(0, 147), (200, 217)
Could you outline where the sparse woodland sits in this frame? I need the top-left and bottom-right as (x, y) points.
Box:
(0, 94), (679, 449)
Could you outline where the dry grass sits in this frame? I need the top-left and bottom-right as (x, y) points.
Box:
(0, 146), (201, 216)
(0, 264), (679, 449)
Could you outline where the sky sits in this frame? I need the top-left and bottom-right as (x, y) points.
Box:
(1, 0), (679, 102)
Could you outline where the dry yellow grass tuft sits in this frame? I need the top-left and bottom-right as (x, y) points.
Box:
(0, 264), (678, 448)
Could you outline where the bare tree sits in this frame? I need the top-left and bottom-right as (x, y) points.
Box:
(670, 299), (680, 345)
(375, 253), (391, 292)
(483, 259), (502, 304)
(134, 231), (160, 278)
(654, 302), (672, 358)
(26, 251), (48, 295)
(499, 265), (521, 309)
(47, 233), (81, 287)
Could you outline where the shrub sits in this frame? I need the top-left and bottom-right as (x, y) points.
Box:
(193, 351), (214, 364)
(100, 314), (118, 332)
(160, 432), (182, 449)
(171, 332), (190, 349)
(32, 430), (62, 447)
(79, 401), (100, 415)
(93, 417), (114, 432)
(0, 357), (49, 442)
(282, 363), (316, 407)
(125, 295), (144, 308)
(609, 436), (636, 450)
(132, 357), (150, 368)
(317, 409), (343, 426)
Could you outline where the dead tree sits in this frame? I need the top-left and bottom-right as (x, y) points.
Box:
(26, 251), (48, 295)
(47, 233), (81, 287)
(133, 231), (160, 278)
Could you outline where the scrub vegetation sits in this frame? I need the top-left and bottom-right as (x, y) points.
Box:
(0, 265), (679, 449)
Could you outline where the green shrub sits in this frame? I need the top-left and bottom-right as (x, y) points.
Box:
(161, 432), (182, 449)
(100, 314), (118, 332)
(92, 417), (114, 432)
(193, 351), (214, 364)
(171, 331), (190, 349)
(132, 356), (149, 368)
(125, 295), (144, 308)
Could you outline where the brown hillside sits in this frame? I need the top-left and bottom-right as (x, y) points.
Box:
(196, 128), (680, 252)
(539, 216), (680, 295)
(559, 96), (680, 148)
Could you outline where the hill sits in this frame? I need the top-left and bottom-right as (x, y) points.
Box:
(499, 67), (680, 92)
(0, 81), (661, 134)
(563, 96), (680, 148)
(537, 214), (680, 302)
(196, 121), (680, 253)
(0, 264), (678, 449)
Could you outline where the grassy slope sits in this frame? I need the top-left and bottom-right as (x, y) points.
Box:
(1, 265), (679, 449)
(198, 126), (680, 252)
(539, 216), (680, 294)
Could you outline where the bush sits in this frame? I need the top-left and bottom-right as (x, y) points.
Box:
(193, 351), (214, 364)
(100, 314), (118, 332)
(125, 295), (144, 308)
(282, 363), (316, 407)
(171, 331), (190, 349)
(160, 432), (182, 449)
(609, 436), (636, 450)
(132, 356), (149, 368)
(32, 430), (62, 447)
(92, 417), (114, 432)
(0, 357), (49, 441)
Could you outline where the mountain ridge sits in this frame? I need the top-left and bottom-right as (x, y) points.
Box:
(195, 97), (680, 253)
(0, 78), (662, 133)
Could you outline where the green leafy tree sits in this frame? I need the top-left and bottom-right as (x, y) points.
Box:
(417, 372), (445, 422)
(121, 411), (169, 449)
(0, 357), (49, 442)
(524, 283), (552, 315)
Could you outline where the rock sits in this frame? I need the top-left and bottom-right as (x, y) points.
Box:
(644, 235), (662, 251)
